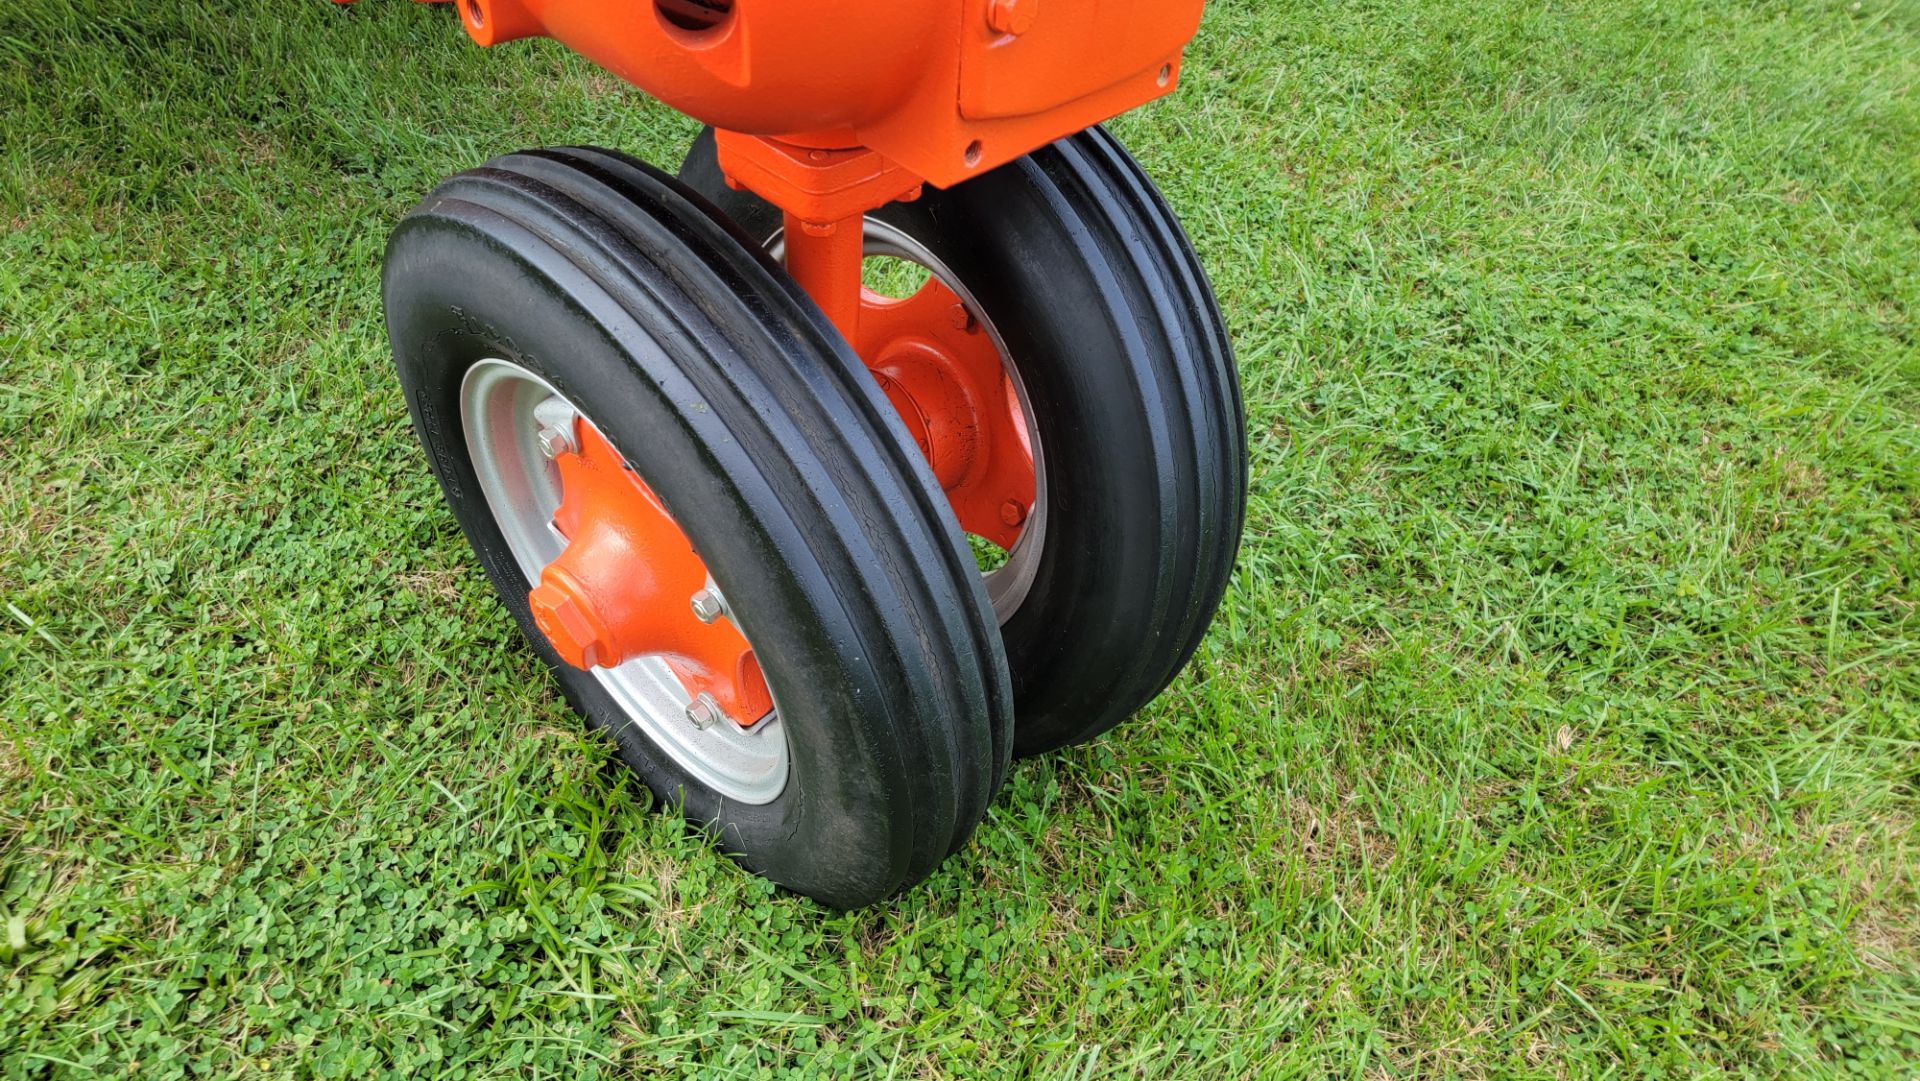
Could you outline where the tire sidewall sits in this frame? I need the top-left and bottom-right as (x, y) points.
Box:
(861, 189), (1175, 729)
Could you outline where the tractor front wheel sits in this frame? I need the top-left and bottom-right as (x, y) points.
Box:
(383, 147), (1011, 907)
(682, 126), (1247, 755)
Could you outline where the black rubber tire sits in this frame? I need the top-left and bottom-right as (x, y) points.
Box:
(680, 127), (1246, 756)
(383, 147), (1012, 908)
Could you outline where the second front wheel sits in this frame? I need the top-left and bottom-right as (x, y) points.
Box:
(682, 126), (1247, 755)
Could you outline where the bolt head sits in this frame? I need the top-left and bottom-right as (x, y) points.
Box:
(686, 693), (722, 730)
(690, 588), (725, 624)
(1000, 499), (1028, 527)
(537, 423), (575, 459)
(987, 0), (1037, 35)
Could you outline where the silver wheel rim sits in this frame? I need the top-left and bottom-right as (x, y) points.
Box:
(770, 219), (1049, 624)
(459, 358), (788, 805)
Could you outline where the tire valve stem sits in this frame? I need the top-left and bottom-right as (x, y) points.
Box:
(686, 693), (722, 730)
(690, 587), (726, 624)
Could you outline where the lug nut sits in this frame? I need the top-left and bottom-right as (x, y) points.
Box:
(686, 693), (722, 730)
(1000, 499), (1028, 527)
(537, 422), (575, 459)
(690, 587), (725, 624)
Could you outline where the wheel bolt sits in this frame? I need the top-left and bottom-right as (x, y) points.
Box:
(1000, 499), (1028, 527)
(537, 422), (575, 459)
(690, 587), (725, 624)
(686, 693), (722, 730)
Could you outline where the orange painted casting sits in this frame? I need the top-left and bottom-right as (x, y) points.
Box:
(720, 139), (925, 233)
(451, 0), (1203, 190)
(780, 211), (869, 343)
(858, 277), (1036, 550)
(778, 217), (1036, 547)
(528, 420), (773, 727)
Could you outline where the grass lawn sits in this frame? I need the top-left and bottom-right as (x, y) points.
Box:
(4, 0), (1919, 1076)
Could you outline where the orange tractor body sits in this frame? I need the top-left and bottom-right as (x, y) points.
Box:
(453, 0), (1202, 191)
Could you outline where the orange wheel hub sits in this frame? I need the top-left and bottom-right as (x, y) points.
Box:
(855, 278), (1035, 550)
(779, 210), (1038, 550)
(527, 419), (773, 728)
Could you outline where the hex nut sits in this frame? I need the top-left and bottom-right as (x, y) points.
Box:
(685, 693), (722, 730)
(690, 588), (725, 624)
